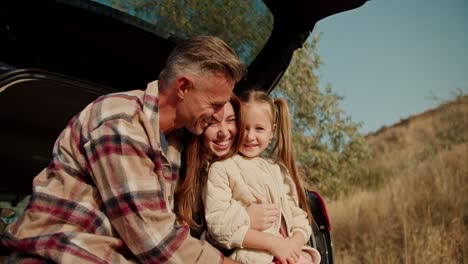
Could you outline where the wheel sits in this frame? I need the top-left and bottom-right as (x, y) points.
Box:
(306, 190), (335, 264)
(310, 219), (334, 264)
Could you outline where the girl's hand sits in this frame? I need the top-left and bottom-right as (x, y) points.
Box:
(289, 231), (306, 249)
(246, 203), (279, 231)
(223, 257), (240, 264)
(268, 237), (301, 264)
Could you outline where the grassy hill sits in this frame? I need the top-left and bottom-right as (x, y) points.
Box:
(328, 95), (468, 263)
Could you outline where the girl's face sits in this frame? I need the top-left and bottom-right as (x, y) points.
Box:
(239, 102), (274, 158)
(202, 102), (237, 158)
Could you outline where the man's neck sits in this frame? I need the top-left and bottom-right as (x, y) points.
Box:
(158, 82), (178, 135)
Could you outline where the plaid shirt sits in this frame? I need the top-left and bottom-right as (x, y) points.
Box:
(0, 81), (223, 263)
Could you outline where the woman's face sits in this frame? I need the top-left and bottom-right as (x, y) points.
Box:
(202, 102), (237, 158)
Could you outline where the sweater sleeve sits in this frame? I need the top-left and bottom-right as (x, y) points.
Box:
(204, 162), (251, 249)
(280, 166), (312, 243)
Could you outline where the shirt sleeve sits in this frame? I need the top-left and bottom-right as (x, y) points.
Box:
(280, 166), (312, 243)
(83, 113), (222, 264)
(204, 162), (251, 249)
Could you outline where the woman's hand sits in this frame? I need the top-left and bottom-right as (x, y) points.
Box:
(246, 203), (279, 231)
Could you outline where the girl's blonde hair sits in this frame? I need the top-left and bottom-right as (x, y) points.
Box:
(238, 89), (312, 223)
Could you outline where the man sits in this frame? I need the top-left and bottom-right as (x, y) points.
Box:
(0, 36), (245, 263)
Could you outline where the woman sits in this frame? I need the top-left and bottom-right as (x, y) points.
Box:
(176, 94), (240, 236)
(176, 94), (279, 238)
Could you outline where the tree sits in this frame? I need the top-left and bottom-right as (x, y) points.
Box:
(107, 0), (273, 64)
(272, 35), (369, 198)
(106, 0), (369, 197)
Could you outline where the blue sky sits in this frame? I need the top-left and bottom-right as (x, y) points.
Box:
(311, 0), (468, 134)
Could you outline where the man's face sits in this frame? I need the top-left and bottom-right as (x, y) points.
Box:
(177, 72), (235, 135)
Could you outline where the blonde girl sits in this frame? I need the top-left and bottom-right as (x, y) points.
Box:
(203, 90), (320, 264)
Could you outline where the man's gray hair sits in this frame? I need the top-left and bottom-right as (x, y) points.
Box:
(159, 36), (246, 84)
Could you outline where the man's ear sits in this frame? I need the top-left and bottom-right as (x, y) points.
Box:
(176, 77), (192, 100)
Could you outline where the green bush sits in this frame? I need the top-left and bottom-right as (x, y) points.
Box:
(273, 36), (369, 198)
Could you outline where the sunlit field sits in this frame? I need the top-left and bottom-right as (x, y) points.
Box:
(329, 96), (468, 263)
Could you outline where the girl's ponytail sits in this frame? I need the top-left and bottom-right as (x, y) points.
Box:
(273, 98), (312, 223)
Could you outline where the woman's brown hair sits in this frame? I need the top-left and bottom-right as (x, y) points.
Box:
(176, 94), (241, 233)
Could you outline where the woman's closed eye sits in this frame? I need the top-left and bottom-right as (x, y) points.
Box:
(205, 117), (219, 127)
(208, 121), (220, 127)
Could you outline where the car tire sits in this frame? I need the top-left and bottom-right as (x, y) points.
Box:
(311, 219), (334, 264)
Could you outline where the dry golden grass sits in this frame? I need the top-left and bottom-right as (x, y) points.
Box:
(330, 95), (468, 198)
(365, 95), (468, 172)
(328, 95), (468, 263)
(330, 144), (467, 264)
